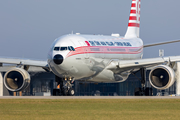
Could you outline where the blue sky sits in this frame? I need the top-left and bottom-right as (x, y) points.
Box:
(0, 0), (180, 60)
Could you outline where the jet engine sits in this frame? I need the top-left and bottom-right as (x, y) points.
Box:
(4, 67), (30, 92)
(149, 65), (175, 90)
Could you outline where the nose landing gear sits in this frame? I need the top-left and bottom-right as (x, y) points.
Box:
(53, 76), (75, 96)
(62, 79), (75, 96)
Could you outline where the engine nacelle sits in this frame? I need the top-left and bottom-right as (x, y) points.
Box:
(149, 65), (175, 90)
(4, 67), (31, 92)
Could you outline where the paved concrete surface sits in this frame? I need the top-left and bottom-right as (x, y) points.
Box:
(0, 96), (180, 99)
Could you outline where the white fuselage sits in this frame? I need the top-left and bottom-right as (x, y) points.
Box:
(47, 34), (143, 82)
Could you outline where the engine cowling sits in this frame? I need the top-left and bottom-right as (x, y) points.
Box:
(149, 65), (175, 90)
(4, 67), (30, 92)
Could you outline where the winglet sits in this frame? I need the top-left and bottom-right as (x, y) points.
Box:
(124, 0), (141, 38)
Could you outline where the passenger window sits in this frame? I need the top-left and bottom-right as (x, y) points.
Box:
(54, 47), (60, 51)
(60, 47), (67, 51)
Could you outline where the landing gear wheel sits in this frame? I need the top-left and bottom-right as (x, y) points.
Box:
(68, 88), (75, 96)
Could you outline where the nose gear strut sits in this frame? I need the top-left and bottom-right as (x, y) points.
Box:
(53, 76), (75, 96)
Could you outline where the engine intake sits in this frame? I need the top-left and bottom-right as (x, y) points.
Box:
(149, 65), (175, 90)
(4, 67), (30, 92)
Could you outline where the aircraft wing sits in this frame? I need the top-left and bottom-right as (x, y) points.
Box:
(0, 57), (48, 68)
(106, 56), (180, 72)
(144, 39), (180, 47)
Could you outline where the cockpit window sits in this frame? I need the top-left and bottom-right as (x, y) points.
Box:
(54, 47), (60, 51)
(60, 47), (68, 51)
(68, 46), (75, 51)
(54, 46), (75, 51)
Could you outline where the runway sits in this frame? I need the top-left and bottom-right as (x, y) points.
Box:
(0, 96), (180, 99)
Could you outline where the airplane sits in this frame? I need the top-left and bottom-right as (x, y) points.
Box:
(2, 0), (180, 96)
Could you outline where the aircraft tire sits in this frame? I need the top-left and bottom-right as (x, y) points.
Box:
(68, 88), (75, 96)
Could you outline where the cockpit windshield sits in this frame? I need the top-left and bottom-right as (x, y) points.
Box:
(60, 47), (68, 51)
(54, 46), (75, 51)
(54, 47), (60, 51)
(68, 46), (75, 51)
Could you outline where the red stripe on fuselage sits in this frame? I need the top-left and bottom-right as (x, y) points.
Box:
(66, 46), (143, 58)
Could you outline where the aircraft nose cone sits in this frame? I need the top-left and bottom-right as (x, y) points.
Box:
(53, 54), (64, 65)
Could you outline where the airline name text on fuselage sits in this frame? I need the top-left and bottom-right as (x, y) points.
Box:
(86, 41), (132, 47)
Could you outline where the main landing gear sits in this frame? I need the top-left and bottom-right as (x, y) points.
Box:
(132, 68), (153, 96)
(53, 76), (75, 96)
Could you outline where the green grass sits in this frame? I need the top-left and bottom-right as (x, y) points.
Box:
(0, 99), (180, 120)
